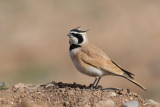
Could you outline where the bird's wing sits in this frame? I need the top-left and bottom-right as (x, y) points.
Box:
(79, 44), (124, 75)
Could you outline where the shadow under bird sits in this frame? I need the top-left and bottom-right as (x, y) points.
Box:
(67, 27), (146, 91)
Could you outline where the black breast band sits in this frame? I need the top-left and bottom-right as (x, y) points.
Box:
(70, 44), (81, 50)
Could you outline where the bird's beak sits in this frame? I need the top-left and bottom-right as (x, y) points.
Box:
(67, 34), (70, 36)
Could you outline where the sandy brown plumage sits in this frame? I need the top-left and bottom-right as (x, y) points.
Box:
(79, 44), (124, 75)
(68, 27), (146, 91)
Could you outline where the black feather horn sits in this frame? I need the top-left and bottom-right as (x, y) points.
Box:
(70, 26), (89, 33)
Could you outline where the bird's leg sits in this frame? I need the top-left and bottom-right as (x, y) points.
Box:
(94, 77), (101, 89)
(91, 77), (98, 89)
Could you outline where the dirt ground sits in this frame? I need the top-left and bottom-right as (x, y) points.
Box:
(0, 81), (158, 107)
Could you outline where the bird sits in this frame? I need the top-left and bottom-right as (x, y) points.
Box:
(67, 27), (146, 91)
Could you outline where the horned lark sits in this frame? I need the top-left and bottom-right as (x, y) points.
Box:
(67, 27), (146, 91)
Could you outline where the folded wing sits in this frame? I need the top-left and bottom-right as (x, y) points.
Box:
(79, 44), (124, 75)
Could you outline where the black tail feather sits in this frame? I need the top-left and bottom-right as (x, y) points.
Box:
(123, 70), (134, 79)
(123, 76), (147, 91)
(111, 59), (134, 79)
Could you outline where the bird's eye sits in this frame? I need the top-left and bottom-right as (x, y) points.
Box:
(71, 33), (79, 37)
(71, 33), (83, 44)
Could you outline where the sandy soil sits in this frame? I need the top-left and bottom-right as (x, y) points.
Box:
(0, 81), (156, 107)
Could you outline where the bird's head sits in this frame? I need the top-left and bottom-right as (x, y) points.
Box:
(67, 27), (89, 45)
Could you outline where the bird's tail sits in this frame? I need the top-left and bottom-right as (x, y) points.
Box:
(123, 76), (147, 91)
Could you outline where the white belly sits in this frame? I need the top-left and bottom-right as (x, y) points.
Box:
(72, 58), (104, 77)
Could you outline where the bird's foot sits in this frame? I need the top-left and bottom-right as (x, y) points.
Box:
(90, 84), (96, 90)
(89, 84), (102, 90)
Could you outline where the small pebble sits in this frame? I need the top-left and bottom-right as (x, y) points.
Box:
(0, 82), (10, 90)
(13, 83), (25, 92)
(122, 100), (138, 107)
(129, 97), (133, 100)
(14, 83), (25, 89)
(94, 99), (115, 107)
(45, 84), (54, 89)
(121, 89), (128, 95)
(64, 101), (70, 106)
(146, 99), (159, 107)
(108, 92), (117, 97)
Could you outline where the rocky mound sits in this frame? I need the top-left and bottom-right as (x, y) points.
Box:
(0, 81), (159, 107)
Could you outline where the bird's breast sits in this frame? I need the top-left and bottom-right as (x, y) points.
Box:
(70, 54), (104, 77)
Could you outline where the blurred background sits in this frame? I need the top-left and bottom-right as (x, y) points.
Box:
(0, 0), (160, 101)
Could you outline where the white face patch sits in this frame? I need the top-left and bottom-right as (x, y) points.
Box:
(80, 33), (88, 45)
(68, 32), (88, 45)
(69, 36), (78, 45)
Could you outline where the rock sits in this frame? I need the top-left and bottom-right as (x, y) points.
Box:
(14, 83), (25, 88)
(108, 92), (117, 97)
(124, 99), (129, 102)
(121, 89), (128, 95)
(83, 104), (90, 107)
(132, 92), (138, 97)
(64, 101), (70, 106)
(146, 99), (159, 107)
(18, 101), (49, 107)
(0, 82), (10, 90)
(118, 89), (131, 95)
(13, 83), (25, 92)
(45, 83), (54, 89)
(94, 99), (115, 107)
(129, 97), (133, 100)
(122, 101), (138, 107)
